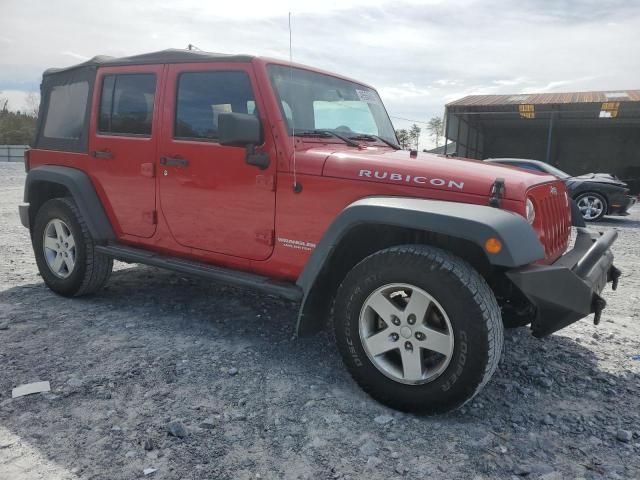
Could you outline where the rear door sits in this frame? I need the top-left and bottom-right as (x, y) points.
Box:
(157, 63), (277, 260)
(89, 65), (163, 238)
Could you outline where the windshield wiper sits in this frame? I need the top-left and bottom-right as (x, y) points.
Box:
(293, 129), (360, 147)
(348, 134), (401, 150)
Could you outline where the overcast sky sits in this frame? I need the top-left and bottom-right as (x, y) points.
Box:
(1, 0), (639, 148)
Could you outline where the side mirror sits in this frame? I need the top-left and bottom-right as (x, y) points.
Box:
(218, 112), (262, 146)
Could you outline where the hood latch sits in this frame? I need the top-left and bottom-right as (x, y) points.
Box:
(489, 178), (505, 208)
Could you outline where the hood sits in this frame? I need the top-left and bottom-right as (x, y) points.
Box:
(568, 173), (627, 187)
(320, 148), (559, 200)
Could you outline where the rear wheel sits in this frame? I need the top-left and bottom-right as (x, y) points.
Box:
(33, 198), (113, 297)
(333, 245), (503, 413)
(575, 192), (607, 221)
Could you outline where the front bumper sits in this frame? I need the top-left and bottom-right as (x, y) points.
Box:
(506, 228), (620, 337)
(608, 195), (637, 215)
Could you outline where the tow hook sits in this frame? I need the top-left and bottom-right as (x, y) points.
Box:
(608, 265), (622, 291)
(592, 295), (607, 326)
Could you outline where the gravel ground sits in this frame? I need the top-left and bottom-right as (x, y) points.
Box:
(0, 162), (639, 480)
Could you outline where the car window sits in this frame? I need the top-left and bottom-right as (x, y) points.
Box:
(174, 71), (256, 141)
(43, 81), (89, 140)
(98, 74), (156, 136)
(514, 162), (544, 172)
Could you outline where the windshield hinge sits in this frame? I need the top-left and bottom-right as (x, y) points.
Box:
(489, 178), (505, 208)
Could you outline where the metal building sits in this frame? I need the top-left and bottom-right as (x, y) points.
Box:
(442, 90), (640, 193)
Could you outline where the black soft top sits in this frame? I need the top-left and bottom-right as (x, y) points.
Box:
(44, 49), (254, 76)
(35, 49), (253, 152)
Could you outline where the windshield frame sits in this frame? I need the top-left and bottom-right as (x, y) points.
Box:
(266, 63), (398, 147)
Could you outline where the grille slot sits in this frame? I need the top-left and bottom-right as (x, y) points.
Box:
(528, 183), (571, 260)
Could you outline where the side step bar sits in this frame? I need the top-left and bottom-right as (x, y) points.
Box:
(95, 243), (303, 301)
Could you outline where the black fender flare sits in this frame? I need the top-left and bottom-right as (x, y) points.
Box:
(22, 165), (115, 242)
(295, 196), (545, 335)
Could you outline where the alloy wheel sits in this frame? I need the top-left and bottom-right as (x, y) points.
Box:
(359, 283), (454, 385)
(42, 218), (77, 278)
(577, 195), (604, 220)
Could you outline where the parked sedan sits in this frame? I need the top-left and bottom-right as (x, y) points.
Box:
(486, 158), (637, 222)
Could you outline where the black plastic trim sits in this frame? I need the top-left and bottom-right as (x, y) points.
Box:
(295, 196), (545, 336)
(298, 197), (544, 293)
(19, 204), (30, 229)
(95, 243), (302, 301)
(23, 165), (115, 241)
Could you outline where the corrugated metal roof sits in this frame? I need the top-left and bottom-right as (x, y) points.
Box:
(447, 89), (640, 107)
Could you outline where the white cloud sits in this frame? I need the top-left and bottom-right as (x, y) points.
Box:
(0, 90), (32, 112)
(1, 0), (639, 152)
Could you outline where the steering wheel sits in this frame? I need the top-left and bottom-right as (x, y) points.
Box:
(334, 125), (353, 133)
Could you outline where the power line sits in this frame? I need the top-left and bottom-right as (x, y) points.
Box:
(389, 115), (432, 126)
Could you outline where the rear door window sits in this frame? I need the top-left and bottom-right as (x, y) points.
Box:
(174, 71), (255, 141)
(43, 81), (89, 140)
(98, 74), (156, 136)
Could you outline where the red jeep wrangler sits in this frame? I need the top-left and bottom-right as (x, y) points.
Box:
(20, 49), (620, 413)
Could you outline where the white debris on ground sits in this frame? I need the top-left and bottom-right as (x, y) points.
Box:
(11, 381), (51, 399)
(0, 162), (638, 479)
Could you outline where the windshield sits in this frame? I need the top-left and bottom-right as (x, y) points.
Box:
(542, 163), (571, 179)
(268, 65), (397, 146)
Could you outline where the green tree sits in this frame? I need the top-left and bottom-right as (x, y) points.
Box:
(395, 129), (410, 149)
(408, 124), (421, 150)
(427, 116), (444, 148)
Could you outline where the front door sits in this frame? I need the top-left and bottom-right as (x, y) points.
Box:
(158, 64), (276, 260)
(89, 65), (163, 238)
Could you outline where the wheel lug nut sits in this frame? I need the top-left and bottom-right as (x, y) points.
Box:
(391, 316), (401, 326)
(415, 331), (425, 341)
(407, 314), (416, 325)
(390, 333), (399, 342)
(404, 341), (413, 351)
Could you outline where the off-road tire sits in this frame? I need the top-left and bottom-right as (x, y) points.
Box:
(33, 198), (113, 297)
(333, 245), (503, 413)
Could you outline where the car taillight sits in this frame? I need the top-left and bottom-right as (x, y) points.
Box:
(24, 149), (30, 172)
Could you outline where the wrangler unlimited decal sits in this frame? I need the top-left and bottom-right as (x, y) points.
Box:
(358, 169), (465, 190)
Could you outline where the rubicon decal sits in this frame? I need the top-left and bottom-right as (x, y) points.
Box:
(358, 170), (464, 190)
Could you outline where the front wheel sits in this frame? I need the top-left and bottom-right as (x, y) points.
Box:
(333, 245), (503, 413)
(575, 192), (608, 222)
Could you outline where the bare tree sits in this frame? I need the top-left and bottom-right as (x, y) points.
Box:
(408, 124), (421, 150)
(25, 92), (40, 118)
(0, 92), (8, 112)
(427, 116), (444, 148)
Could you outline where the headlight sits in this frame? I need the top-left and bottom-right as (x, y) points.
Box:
(526, 198), (536, 224)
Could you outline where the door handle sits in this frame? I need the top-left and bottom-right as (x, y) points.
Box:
(91, 150), (113, 159)
(160, 156), (189, 167)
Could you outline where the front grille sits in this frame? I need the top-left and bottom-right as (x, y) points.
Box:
(528, 182), (572, 261)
